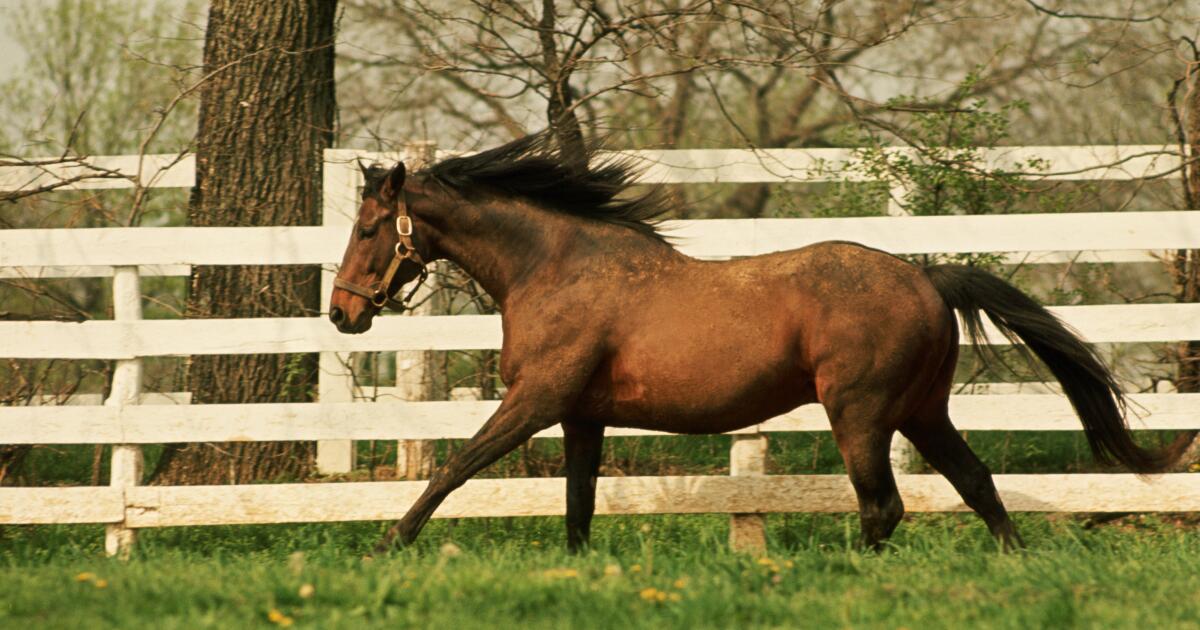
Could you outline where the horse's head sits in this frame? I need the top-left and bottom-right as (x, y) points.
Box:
(329, 161), (431, 334)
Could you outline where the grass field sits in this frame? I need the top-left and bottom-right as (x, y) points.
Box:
(3, 512), (1199, 629)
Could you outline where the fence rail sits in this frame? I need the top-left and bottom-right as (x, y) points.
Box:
(1, 144), (1197, 555)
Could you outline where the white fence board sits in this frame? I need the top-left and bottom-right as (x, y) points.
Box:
(2, 393), (1195, 445)
(0, 226), (343, 268)
(3, 212), (1196, 269)
(674, 212), (1200, 258)
(0, 487), (123, 524)
(109, 473), (1200, 527)
(1, 303), (1197, 359)
(4, 474), (1193, 527)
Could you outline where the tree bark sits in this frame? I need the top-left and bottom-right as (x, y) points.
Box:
(151, 0), (337, 485)
(1169, 53), (1200, 471)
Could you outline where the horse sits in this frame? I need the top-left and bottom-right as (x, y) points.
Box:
(328, 133), (1192, 554)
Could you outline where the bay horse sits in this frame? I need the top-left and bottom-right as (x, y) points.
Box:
(329, 133), (1191, 553)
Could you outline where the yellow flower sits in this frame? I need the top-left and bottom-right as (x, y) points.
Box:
(630, 564), (642, 573)
(673, 578), (688, 589)
(531, 540), (541, 547)
(298, 583), (315, 599)
(267, 609), (294, 626)
(603, 564), (622, 577)
(74, 572), (97, 582)
(541, 568), (579, 579)
(668, 592), (682, 602)
(756, 557), (780, 572)
(639, 587), (661, 601)
(93, 579), (108, 589)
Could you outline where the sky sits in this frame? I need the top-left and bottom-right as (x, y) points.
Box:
(0, 2), (29, 81)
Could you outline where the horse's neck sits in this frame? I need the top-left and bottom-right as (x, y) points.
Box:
(422, 195), (577, 307)
(421, 192), (673, 309)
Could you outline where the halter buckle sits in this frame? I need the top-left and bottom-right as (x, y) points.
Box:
(396, 215), (413, 236)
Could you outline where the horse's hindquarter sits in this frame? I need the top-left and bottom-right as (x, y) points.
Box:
(573, 243), (952, 434)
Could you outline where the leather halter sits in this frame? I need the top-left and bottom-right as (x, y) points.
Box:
(333, 189), (429, 311)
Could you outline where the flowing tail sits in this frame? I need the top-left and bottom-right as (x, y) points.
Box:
(924, 264), (1194, 474)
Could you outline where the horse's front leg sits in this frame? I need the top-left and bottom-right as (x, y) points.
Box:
(374, 373), (588, 553)
(564, 421), (604, 553)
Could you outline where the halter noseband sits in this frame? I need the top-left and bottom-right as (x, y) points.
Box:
(333, 189), (429, 311)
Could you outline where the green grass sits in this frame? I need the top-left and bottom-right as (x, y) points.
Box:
(3, 513), (1199, 629)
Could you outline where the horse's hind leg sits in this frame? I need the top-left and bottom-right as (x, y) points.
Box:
(827, 399), (905, 550)
(901, 411), (1023, 551)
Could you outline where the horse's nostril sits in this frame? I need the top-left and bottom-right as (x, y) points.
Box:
(329, 306), (345, 325)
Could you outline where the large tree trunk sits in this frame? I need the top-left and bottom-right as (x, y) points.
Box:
(1169, 55), (1200, 471)
(152, 0), (337, 485)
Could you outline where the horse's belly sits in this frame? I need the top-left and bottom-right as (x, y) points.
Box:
(575, 331), (814, 433)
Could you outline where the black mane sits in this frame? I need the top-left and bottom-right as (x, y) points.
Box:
(420, 132), (672, 242)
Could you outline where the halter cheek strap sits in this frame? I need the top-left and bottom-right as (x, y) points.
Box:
(333, 190), (429, 311)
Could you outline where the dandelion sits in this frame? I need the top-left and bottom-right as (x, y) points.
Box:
(639, 523), (652, 534)
(756, 557), (780, 572)
(531, 540), (541, 547)
(630, 564), (642, 573)
(639, 587), (661, 602)
(93, 579), (108, 589)
(603, 564), (622, 577)
(541, 568), (579, 579)
(440, 542), (462, 557)
(74, 572), (97, 582)
(668, 592), (682, 602)
(267, 608), (294, 627)
(298, 584), (315, 599)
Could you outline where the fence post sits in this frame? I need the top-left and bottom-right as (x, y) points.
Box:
(104, 266), (143, 558)
(317, 153), (360, 474)
(396, 140), (438, 480)
(886, 178), (918, 473)
(729, 432), (768, 552)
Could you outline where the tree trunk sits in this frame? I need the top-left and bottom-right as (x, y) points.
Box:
(151, 0), (337, 485)
(1169, 54), (1200, 471)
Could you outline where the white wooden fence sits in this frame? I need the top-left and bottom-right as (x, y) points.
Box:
(2, 144), (1199, 556)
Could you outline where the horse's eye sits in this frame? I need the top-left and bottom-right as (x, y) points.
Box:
(357, 224), (378, 240)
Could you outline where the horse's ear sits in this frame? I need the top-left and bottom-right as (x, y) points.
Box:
(356, 158), (370, 178)
(382, 162), (406, 201)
